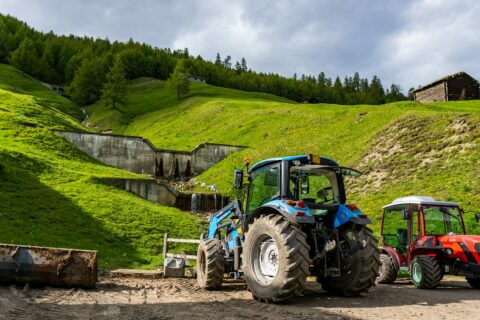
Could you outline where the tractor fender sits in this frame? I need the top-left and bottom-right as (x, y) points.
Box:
(410, 247), (446, 260)
(380, 247), (401, 270)
(246, 205), (314, 230)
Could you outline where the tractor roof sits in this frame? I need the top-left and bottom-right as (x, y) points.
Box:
(249, 155), (339, 172)
(383, 196), (459, 209)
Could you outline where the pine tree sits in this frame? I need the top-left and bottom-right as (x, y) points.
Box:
(241, 57), (247, 71)
(223, 55), (232, 68)
(101, 59), (127, 108)
(214, 53), (222, 65)
(234, 61), (242, 73)
(66, 58), (105, 105)
(168, 59), (190, 100)
(9, 38), (39, 75)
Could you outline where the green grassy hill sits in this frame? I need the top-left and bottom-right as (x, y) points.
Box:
(0, 64), (82, 120)
(0, 68), (201, 269)
(87, 78), (480, 233)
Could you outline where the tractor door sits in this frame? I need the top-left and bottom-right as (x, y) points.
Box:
(408, 205), (423, 264)
(381, 204), (410, 267)
(246, 163), (281, 214)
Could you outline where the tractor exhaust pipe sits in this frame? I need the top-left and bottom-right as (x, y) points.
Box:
(0, 244), (98, 289)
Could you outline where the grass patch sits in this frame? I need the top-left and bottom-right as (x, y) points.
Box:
(0, 64), (81, 120)
(87, 80), (480, 234)
(0, 88), (202, 269)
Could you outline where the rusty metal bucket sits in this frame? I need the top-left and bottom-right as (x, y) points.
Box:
(0, 244), (98, 289)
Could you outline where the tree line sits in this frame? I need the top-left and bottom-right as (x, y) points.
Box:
(0, 14), (406, 106)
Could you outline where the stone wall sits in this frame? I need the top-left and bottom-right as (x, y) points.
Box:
(58, 131), (245, 177)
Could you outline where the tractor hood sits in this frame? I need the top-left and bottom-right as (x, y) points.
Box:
(436, 235), (480, 265)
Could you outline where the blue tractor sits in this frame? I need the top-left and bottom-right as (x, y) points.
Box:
(196, 155), (380, 302)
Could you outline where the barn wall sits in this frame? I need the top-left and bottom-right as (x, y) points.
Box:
(414, 82), (446, 102)
(447, 77), (480, 101)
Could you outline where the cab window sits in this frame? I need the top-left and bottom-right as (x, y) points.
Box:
(247, 164), (280, 213)
(423, 206), (463, 235)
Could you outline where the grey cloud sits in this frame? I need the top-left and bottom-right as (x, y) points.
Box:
(0, 0), (479, 90)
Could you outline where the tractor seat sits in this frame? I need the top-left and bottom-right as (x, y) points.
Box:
(396, 228), (408, 254)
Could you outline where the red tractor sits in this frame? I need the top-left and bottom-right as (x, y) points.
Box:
(377, 196), (480, 289)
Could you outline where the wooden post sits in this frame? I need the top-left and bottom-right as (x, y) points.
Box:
(163, 233), (168, 272)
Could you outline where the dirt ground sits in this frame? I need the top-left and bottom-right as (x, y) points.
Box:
(0, 275), (479, 320)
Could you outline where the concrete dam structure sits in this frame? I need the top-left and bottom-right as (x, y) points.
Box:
(58, 131), (243, 212)
(58, 131), (246, 177)
(104, 178), (229, 213)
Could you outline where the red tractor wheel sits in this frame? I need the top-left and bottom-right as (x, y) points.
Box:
(411, 255), (443, 289)
(377, 253), (398, 284)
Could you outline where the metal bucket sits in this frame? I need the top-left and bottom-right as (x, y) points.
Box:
(0, 244), (98, 289)
(164, 257), (185, 278)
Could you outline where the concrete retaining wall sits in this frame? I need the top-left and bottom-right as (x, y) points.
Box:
(104, 178), (178, 206)
(58, 131), (245, 177)
(103, 178), (228, 212)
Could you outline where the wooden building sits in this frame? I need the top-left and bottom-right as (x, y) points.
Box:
(412, 72), (479, 103)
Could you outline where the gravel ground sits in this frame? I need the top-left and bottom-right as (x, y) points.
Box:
(0, 275), (479, 320)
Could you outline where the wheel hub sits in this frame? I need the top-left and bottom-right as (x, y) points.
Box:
(259, 239), (279, 277)
(252, 235), (280, 285)
(412, 262), (422, 283)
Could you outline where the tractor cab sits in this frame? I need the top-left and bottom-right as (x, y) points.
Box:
(378, 196), (480, 289)
(234, 154), (366, 228)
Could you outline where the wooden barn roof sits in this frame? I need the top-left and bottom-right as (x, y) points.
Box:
(412, 71), (478, 93)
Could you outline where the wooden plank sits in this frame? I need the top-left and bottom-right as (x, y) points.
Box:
(167, 238), (201, 244)
(111, 269), (163, 279)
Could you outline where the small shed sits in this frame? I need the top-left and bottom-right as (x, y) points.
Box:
(412, 72), (479, 103)
(188, 75), (206, 83)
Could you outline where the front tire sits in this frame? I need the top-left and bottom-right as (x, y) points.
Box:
(411, 255), (443, 289)
(377, 253), (398, 284)
(197, 238), (224, 290)
(243, 214), (310, 303)
(466, 277), (480, 289)
(319, 224), (381, 296)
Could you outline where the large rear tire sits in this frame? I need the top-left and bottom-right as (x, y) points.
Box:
(411, 255), (443, 289)
(242, 214), (310, 303)
(377, 253), (398, 284)
(197, 238), (224, 290)
(319, 224), (381, 296)
(466, 277), (480, 289)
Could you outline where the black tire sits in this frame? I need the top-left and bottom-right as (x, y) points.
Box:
(196, 238), (224, 290)
(242, 214), (310, 303)
(411, 255), (443, 289)
(377, 253), (398, 284)
(319, 224), (381, 296)
(466, 277), (480, 289)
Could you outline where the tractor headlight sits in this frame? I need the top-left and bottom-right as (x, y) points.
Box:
(445, 248), (454, 256)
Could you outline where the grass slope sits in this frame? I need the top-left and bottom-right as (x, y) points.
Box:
(88, 79), (480, 233)
(0, 64), (81, 120)
(86, 78), (292, 132)
(0, 70), (201, 269)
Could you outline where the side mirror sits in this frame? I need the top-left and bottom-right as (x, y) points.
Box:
(402, 208), (411, 220)
(299, 175), (309, 194)
(233, 169), (243, 189)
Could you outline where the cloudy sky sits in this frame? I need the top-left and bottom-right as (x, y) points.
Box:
(1, 0), (479, 91)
